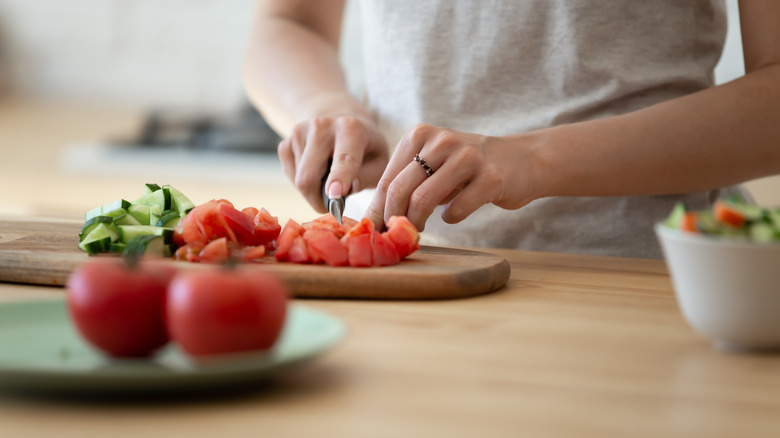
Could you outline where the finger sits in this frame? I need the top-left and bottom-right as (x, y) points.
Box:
(403, 160), (474, 230)
(440, 172), (501, 224)
(296, 118), (335, 212)
(327, 116), (367, 198)
(383, 153), (438, 224)
(277, 137), (296, 184)
(365, 124), (432, 228)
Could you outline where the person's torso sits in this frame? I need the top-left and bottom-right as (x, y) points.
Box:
(354, 0), (743, 258)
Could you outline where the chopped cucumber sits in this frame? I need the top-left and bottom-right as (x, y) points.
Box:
(78, 222), (119, 253)
(79, 183), (196, 256)
(156, 211), (181, 228)
(85, 199), (131, 222)
(664, 202), (686, 229)
(113, 212), (142, 226)
(134, 186), (171, 212)
(142, 183), (162, 196)
(117, 225), (173, 244)
(81, 237), (112, 256)
(123, 234), (167, 258)
(79, 216), (113, 242)
(166, 185), (195, 215)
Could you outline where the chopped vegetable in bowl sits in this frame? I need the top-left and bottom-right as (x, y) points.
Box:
(664, 198), (780, 242)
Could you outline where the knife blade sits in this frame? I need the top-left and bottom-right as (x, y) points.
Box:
(321, 159), (346, 225)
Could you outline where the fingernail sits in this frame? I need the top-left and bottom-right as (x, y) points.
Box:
(328, 181), (343, 199)
(351, 179), (360, 194)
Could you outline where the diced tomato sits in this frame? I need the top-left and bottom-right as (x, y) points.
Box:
(304, 229), (349, 266)
(238, 245), (266, 262)
(218, 202), (257, 245)
(339, 216), (359, 235)
(173, 242), (205, 262)
(242, 207), (260, 221)
(276, 219), (305, 261)
(199, 237), (229, 264)
(173, 244), (189, 261)
(347, 233), (373, 267)
(287, 236), (312, 263)
(681, 212), (699, 232)
(714, 200), (747, 228)
(181, 199), (238, 245)
(172, 224), (186, 247)
(385, 216), (420, 259)
(303, 213), (344, 238)
(253, 208), (282, 245)
(345, 217), (375, 238)
(372, 231), (401, 266)
(178, 210), (206, 244)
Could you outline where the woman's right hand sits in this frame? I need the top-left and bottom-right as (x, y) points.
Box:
(278, 114), (390, 212)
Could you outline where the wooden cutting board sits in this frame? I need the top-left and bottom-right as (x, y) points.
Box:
(0, 219), (510, 299)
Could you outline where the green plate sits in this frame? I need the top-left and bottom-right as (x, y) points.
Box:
(0, 299), (346, 395)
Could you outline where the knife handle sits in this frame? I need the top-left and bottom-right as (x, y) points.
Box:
(321, 157), (333, 211)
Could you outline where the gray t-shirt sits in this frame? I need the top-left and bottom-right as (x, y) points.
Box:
(355, 0), (749, 258)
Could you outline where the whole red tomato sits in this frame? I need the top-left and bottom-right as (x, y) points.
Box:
(66, 259), (176, 358)
(166, 268), (288, 357)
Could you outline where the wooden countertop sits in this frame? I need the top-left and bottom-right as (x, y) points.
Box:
(1, 248), (779, 438)
(2, 96), (780, 437)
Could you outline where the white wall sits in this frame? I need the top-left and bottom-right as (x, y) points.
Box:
(0, 0), (256, 111)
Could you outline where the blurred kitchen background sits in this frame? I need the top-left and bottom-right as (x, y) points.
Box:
(0, 0), (776, 223)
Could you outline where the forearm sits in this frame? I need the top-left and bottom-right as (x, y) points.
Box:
(243, 12), (368, 137)
(527, 65), (780, 199)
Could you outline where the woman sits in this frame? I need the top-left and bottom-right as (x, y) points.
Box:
(243, 0), (780, 258)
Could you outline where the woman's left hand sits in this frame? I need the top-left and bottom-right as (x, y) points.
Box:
(365, 123), (538, 231)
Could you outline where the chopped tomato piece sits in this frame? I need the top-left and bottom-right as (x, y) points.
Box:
(199, 237), (229, 264)
(253, 207), (282, 245)
(304, 229), (349, 266)
(238, 245), (266, 262)
(179, 199), (238, 244)
(681, 212), (699, 232)
(385, 216), (420, 259)
(372, 231), (401, 266)
(303, 213), (344, 237)
(287, 236), (312, 264)
(242, 207), (260, 220)
(345, 217), (375, 238)
(276, 219), (305, 261)
(218, 202), (257, 245)
(347, 233), (373, 267)
(339, 216), (359, 235)
(714, 200), (747, 228)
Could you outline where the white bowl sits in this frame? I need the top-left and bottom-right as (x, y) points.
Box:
(655, 223), (780, 353)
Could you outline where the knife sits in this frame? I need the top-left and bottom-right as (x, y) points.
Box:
(321, 158), (346, 225)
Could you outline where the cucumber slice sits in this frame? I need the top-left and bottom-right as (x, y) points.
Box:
(79, 216), (113, 242)
(750, 222), (779, 242)
(664, 202), (686, 229)
(81, 237), (112, 256)
(102, 207), (128, 220)
(78, 222), (119, 253)
(108, 242), (127, 253)
(113, 212), (142, 226)
(142, 183), (162, 196)
(127, 204), (161, 226)
(166, 185), (195, 215)
(123, 234), (167, 259)
(155, 211), (181, 228)
(85, 199), (131, 222)
(117, 225), (173, 244)
(134, 187), (171, 212)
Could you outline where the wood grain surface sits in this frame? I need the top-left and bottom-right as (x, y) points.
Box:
(0, 219), (510, 299)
